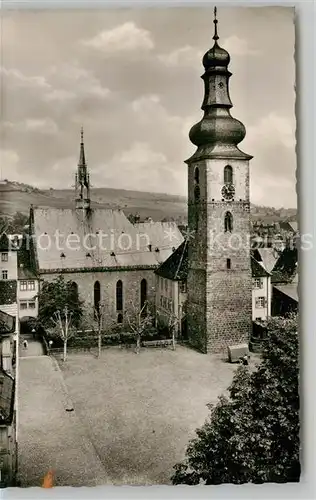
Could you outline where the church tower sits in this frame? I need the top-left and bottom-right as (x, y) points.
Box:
(75, 127), (91, 213)
(186, 8), (252, 353)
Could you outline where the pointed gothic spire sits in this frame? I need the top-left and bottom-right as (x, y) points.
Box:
(78, 126), (86, 167)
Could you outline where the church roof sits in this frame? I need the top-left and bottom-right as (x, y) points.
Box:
(31, 207), (184, 272)
(155, 241), (188, 281)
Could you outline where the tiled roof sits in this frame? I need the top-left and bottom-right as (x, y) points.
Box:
(271, 247), (298, 284)
(0, 369), (15, 425)
(0, 233), (10, 251)
(17, 235), (38, 279)
(31, 208), (184, 271)
(252, 247), (279, 273)
(0, 310), (16, 334)
(273, 284), (298, 302)
(251, 256), (270, 277)
(155, 241), (188, 281)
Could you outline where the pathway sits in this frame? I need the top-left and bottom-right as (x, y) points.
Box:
(18, 344), (108, 486)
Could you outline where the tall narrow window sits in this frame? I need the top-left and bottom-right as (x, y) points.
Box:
(194, 166), (200, 184)
(94, 281), (101, 314)
(117, 313), (123, 324)
(194, 185), (200, 203)
(227, 258), (231, 270)
(140, 278), (147, 313)
(224, 211), (233, 232)
(116, 280), (123, 311)
(224, 165), (233, 184)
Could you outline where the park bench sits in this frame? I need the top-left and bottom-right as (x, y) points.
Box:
(142, 339), (173, 348)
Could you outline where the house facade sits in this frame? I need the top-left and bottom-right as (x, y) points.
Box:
(0, 235), (18, 319)
(251, 257), (271, 322)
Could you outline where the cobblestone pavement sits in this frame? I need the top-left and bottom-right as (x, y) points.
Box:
(18, 350), (108, 487)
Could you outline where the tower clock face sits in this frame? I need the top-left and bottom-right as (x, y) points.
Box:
(221, 184), (235, 200)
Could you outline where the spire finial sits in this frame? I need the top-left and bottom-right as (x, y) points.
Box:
(213, 6), (219, 41)
(80, 126), (84, 144)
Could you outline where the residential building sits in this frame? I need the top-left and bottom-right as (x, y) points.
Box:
(17, 236), (39, 324)
(0, 310), (17, 487)
(251, 257), (271, 322)
(155, 241), (188, 338)
(0, 234), (18, 319)
(271, 247), (298, 317)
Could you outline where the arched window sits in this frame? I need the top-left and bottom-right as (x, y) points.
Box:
(116, 280), (123, 311)
(94, 281), (101, 315)
(117, 313), (123, 324)
(227, 258), (231, 270)
(224, 211), (233, 232)
(194, 185), (200, 203)
(194, 167), (200, 184)
(140, 279), (147, 313)
(224, 165), (233, 184)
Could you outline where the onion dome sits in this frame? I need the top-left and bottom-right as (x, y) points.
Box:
(202, 43), (230, 70)
(202, 11), (230, 69)
(186, 7), (252, 162)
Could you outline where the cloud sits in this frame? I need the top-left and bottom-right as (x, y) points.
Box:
(43, 89), (77, 102)
(0, 149), (20, 169)
(222, 35), (259, 56)
(247, 112), (295, 149)
(44, 63), (111, 102)
(81, 22), (154, 53)
(3, 118), (58, 135)
(98, 142), (184, 194)
(0, 66), (50, 90)
(158, 45), (202, 67)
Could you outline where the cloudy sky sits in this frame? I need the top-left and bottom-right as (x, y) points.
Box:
(1, 6), (296, 207)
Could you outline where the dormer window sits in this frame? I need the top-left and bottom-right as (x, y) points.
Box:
(86, 252), (91, 258)
(110, 251), (115, 257)
(60, 252), (65, 258)
(155, 247), (159, 252)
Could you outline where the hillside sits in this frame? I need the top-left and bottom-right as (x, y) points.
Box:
(0, 180), (297, 223)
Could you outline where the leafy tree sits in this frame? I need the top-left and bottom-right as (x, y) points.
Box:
(172, 314), (300, 485)
(37, 275), (84, 361)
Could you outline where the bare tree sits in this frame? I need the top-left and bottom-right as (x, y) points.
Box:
(157, 309), (179, 351)
(125, 300), (153, 354)
(50, 306), (75, 362)
(93, 302), (116, 358)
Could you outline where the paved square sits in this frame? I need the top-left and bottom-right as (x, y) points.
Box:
(60, 345), (237, 485)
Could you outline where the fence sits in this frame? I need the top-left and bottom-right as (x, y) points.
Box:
(48, 337), (175, 356)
